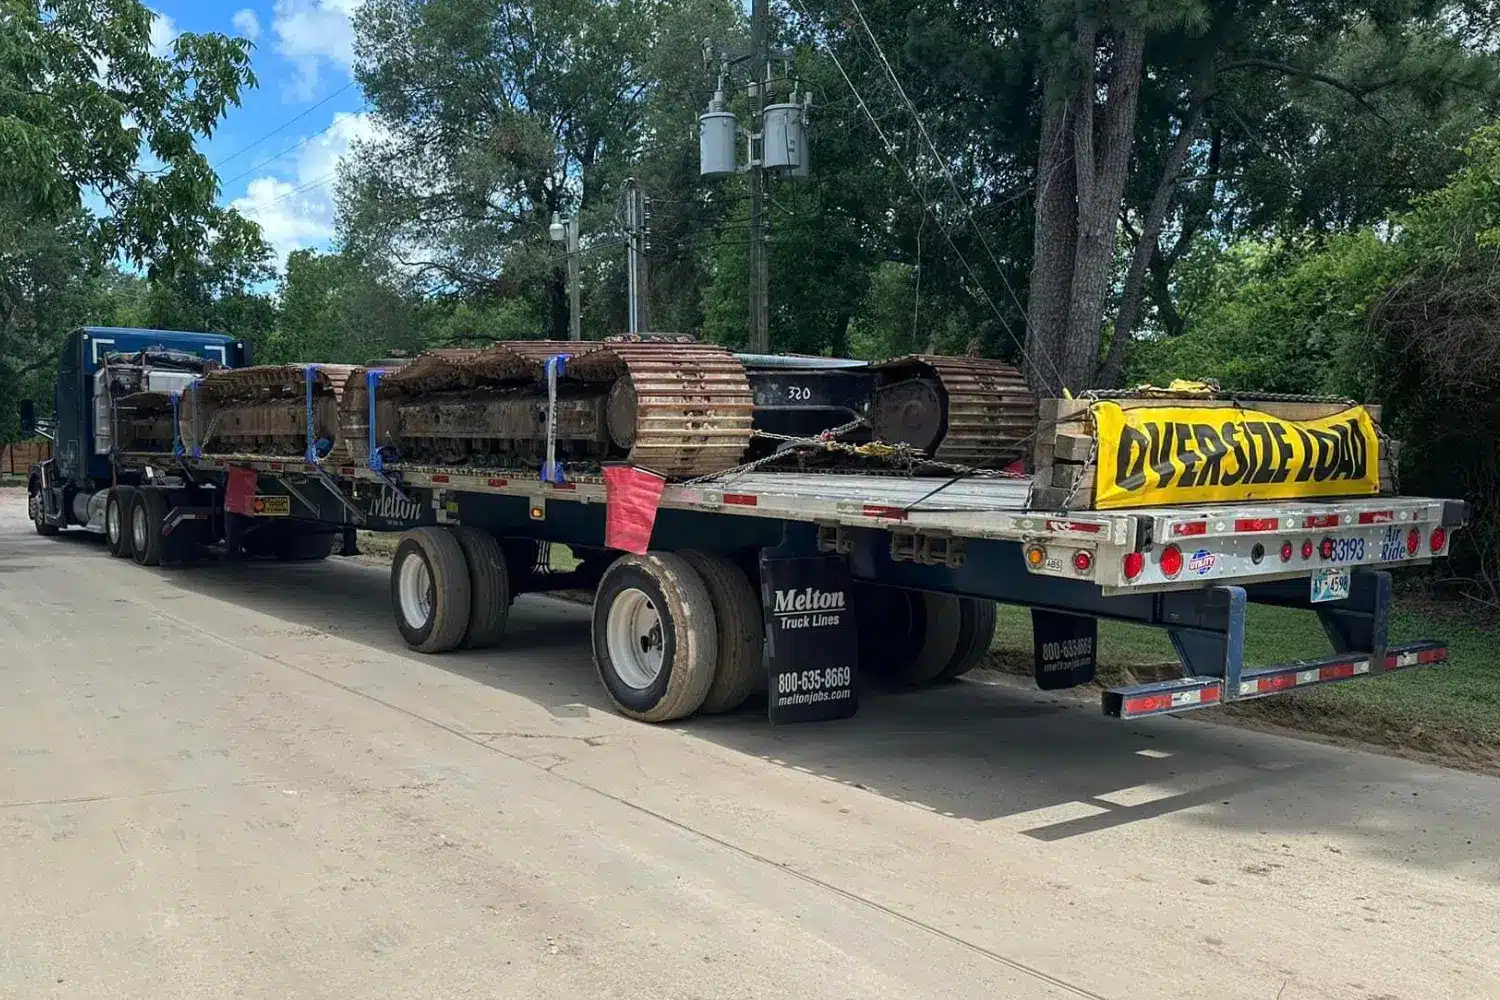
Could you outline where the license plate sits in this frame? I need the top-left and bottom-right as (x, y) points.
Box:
(1310, 567), (1351, 603)
(251, 495), (291, 517)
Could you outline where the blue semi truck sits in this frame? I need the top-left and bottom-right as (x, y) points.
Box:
(22, 326), (1467, 725)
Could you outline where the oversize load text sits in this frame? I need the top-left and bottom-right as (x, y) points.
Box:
(1091, 402), (1381, 509)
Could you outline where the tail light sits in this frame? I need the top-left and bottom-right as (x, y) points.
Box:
(1159, 544), (1184, 578)
(1122, 551), (1145, 581)
(1301, 540), (1314, 560)
(1430, 527), (1447, 553)
(1072, 550), (1094, 573)
(1406, 528), (1421, 556)
(1280, 541), (1294, 562)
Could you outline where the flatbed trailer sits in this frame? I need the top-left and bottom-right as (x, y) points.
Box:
(25, 327), (1467, 726)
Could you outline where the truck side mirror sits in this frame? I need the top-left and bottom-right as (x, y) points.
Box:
(18, 400), (36, 438)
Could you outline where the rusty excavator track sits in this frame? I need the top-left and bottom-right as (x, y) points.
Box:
(113, 338), (1038, 480)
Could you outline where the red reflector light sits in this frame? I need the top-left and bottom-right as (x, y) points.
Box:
(488, 478), (508, 488)
(863, 504), (908, 520)
(1419, 646), (1447, 663)
(1319, 537), (1335, 560)
(1259, 674), (1298, 693)
(1159, 544), (1184, 578)
(1072, 550), (1093, 573)
(1235, 517), (1279, 532)
(1171, 521), (1208, 537)
(1430, 527), (1447, 553)
(1304, 514), (1340, 529)
(1319, 663), (1356, 681)
(1358, 510), (1395, 525)
(1125, 694), (1173, 715)
(431, 474), (450, 484)
(723, 493), (758, 507)
(1406, 528), (1421, 556)
(1302, 540), (1314, 560)
(1280, 541), (1294, 562)
(1123, 551), (1145, 580)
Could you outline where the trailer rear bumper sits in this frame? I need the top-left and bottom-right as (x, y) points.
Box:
(1103, 640), (1447, 719)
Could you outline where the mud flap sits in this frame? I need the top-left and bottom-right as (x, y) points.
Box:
(760, 554), (859, 724)
(1032, 609), (1098, 691)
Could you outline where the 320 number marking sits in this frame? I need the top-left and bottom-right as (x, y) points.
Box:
(786, 386), (812, 402)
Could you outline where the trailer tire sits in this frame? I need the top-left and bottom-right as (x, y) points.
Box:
(937, 598), (997, 681)
(592, 552), (717, 723)
(452, 526), (510, 649)
(106, 487), (135, 558)
(274, 528), (336, 561)
(391, 528), (472, 654)
(854, 584), (923, 680)
(681, 551), (763, 714)
(129, 489), (167, 567)
(900, 592), (965, 685)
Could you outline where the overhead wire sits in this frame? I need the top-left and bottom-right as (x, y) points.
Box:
(782, 0), (1060, 386)
(836, 0), (1065, 388)
(211, 81), (358, 170)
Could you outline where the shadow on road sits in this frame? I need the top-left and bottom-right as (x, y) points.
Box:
(49, 534), (1495, 874)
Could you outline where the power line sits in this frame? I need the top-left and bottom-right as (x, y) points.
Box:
(211, 81), (358, 170)
(785, 0), (1059, 385)
(840, 0), (1064, 386)
(221, 113), (358, 189)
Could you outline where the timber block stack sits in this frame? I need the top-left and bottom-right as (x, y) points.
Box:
(1029, 395), (1396, 511)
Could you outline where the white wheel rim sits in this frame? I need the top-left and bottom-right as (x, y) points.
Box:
(397, 551), (434, 629)
(606, 587), (665, 689)
(106, 500), (121, 544)
(132, 504), (148, 552)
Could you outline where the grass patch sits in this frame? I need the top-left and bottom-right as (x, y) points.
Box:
(986, 600), (1500, 771)
(355, 531), (582, 571)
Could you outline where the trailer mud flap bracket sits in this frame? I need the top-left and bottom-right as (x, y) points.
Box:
(890, 531), (965, 569)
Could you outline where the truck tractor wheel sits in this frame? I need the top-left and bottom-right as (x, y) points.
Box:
(452, 526), (510, 650)
(129, 489), (168, 567)
(106, 487), (136, 558)
(937, 598), (998, 681)
(274, 528), (336, 561)
(681, 550), (763, 714)
(592, 552), (718, 723)
(391, 527), (473, 654)
(28, 479), (59, 536)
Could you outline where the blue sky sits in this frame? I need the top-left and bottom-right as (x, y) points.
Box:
(147, 1), (369, 269)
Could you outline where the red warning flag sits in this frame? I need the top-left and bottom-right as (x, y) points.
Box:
(603, 465), (666, 554)
(225, 465), (258, 515)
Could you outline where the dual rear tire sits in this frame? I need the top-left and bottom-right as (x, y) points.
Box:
(390, 525), (512, 654)
(855, 584), (996, 686)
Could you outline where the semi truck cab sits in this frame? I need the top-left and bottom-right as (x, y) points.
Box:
(25, 327), (249, 534)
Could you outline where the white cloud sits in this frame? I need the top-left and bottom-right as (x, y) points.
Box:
(273, 0), (360, 100)
(148, 9), (178, 58)
(230, 111), (381, 266)
(232, 8), (262, 42)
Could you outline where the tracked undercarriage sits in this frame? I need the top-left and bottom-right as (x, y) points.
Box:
(128, 338), (1038, 479)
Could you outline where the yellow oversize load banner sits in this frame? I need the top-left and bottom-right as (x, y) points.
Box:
(1091, 401), (1382, 510)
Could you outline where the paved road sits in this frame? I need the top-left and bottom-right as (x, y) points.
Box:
(2, 488), (1497, 1000)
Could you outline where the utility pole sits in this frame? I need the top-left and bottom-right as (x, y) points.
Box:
(747, 0), (770, 354)
(550, 212), (582, 341)
(624, 179), (651, 334)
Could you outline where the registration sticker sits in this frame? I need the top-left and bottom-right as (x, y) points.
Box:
(1310, 567), (1352, 603)
(251, 495), (291, 517)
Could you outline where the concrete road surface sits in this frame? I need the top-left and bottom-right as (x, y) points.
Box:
(2, 487), (1497, 1000)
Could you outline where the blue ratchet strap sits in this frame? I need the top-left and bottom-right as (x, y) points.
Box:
(366, 368), (387, 473)
(539, 353), (570, 484)
(188, 378), (202, 458)
(170, 390), (184, 457)
(304, 365), (319, 464)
